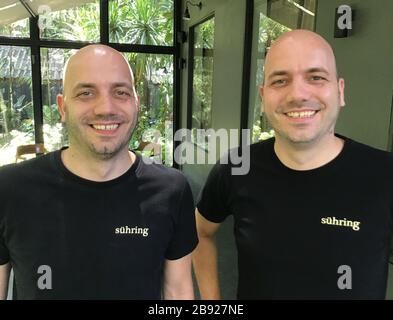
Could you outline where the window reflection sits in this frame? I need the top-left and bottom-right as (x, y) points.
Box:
(0, 45), (34, 165)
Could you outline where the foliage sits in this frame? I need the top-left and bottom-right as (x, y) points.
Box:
(0, 18), (29, 37)
(109, 0), (173, 45)
(40, 2), (100, 41)
(0, 0), (175, 166)
(251, 14), (291, 142)
(191, 18), (214, 132)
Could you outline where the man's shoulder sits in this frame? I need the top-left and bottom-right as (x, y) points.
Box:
(346, 137), (393, 162)
(219, 137), (274, 169)
(0, 152), (54, 180)
(137, 157), (189, 187)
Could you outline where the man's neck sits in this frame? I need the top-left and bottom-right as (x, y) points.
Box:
(274, 134), (344, 171)
(61, 147), (135, 182)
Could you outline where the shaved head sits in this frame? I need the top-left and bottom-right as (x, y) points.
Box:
(62, 44), (135, 97)
(264, 30), (339, 81)
(259, 29), (345, 148)
(57, 44), (139, 161)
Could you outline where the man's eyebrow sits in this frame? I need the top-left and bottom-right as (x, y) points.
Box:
(72, 83), (96, 91)
(266, 68), (331, 80)
(111, 82), (133, 90)
(71, 82), (134, 91)
(306, 67), (330, 74)
(266, 70), (288, 80)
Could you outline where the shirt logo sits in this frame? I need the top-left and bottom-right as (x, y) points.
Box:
(115, 226), (149, 237)
(321, 216), (360, 231)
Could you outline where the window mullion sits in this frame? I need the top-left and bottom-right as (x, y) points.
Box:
(30, 16), (44, 144)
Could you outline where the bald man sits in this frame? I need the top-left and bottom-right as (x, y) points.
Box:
(0, 45), (198, 299)
(193, 30), (393, 299)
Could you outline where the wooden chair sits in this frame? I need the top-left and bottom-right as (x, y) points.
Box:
(133, 141), (162, 161)
(15, 143), (47, 163)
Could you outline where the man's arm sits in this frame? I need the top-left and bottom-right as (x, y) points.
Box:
(0, 263), (10, 300)
(163, 253), (194, 299)
(192, 209), (221, 300)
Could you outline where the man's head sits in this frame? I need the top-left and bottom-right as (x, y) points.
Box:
(57, 44), (139, 160)
(259, 30), (345, 146)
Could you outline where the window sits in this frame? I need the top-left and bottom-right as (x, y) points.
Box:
(123, 52), (174, 165)
(40, 1), (100, 42)
(0, 0), (177, 166)
(41, 48), (76, 152)
(0, 17), (29, 38)
(0, 45), (34, 166)
(109, 0), (173, 46)
(187, 16), (215, 148)
(249, 0), (317, 142)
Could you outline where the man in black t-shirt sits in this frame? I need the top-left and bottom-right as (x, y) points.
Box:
(193, 30), (393, 299)
(0, 45), (198, 299)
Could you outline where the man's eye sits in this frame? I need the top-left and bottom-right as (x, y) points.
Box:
(77, 91), (92, 97)
(116, 90), (130, 96)
(310, 76), (326, 81)
(271, 79), (286, 86)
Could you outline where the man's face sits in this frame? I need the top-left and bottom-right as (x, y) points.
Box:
(260, 35), (345, 146)
(58, 47), (139, 159)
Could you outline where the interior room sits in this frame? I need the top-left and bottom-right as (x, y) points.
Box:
(0, 0), (392, 299)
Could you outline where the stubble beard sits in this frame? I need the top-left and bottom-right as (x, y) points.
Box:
(65, 113), (138, 160)
(267, 99), (341, 146)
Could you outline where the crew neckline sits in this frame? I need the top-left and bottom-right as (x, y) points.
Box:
(269, 134), (352, 175)
(52, 147), (141, 188)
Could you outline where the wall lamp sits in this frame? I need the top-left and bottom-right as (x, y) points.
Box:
(183, 1), (202, 21)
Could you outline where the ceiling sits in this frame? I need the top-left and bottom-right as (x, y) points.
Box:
(0, 0), (95, 26)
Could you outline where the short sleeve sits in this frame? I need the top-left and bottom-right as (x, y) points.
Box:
(196, 160), (231, 223)
(165, 177), (198, 260)
(0, 223), (10, 265)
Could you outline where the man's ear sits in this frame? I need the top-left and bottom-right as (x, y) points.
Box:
(57, 94), (66, 122)
(338, 78), (345, 107)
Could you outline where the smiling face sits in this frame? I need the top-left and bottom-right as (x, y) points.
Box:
(260, 30), (345, 146)
(57, 45), (139, 160)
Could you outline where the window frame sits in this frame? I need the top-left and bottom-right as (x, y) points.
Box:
(0, 0), (181, 167)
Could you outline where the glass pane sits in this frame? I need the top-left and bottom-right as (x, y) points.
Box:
(123, 53), (173, 166)
(41, 48), (77, 152)
(269, 0), (316, 30)
(249, 0), (316, 143)
(109, 0), (174, 46)
(0, 46), (34, 166)
(40, 1), (99, 42)
(189, 16), (215, 148)
(0, 18), (29, 38)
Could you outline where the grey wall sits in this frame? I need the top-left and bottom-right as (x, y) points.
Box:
(180, 0), (393, 300)
(180, 0), (247, 300)
(316, 0), (393, 150)
(180, 0), (246, 198)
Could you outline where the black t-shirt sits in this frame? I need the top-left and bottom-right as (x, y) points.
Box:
(197, 136), (393, 299)
(0, 150), (198, 299)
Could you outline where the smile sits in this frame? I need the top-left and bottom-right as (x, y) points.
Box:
(91, 124), (119, 131)
(285, 110), (318, 118)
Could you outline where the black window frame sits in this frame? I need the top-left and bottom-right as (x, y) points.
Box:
(0, 0), (181, 168)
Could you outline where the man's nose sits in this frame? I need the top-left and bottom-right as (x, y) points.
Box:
(93, 94), (117, 115)
(286, 78), (311, 104)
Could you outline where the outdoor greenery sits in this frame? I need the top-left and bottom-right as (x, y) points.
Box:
(191, 17), (214, 131)
(251, 13), (290, 142)
(0, 0), (174, 166)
